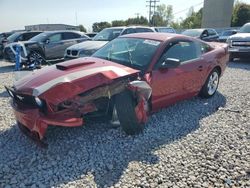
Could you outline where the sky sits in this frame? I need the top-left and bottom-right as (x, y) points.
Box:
(0, 0), (249, 32)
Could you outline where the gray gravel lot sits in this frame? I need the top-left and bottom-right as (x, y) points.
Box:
(0, 60), (249, 188)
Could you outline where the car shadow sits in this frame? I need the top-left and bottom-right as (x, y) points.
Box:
(0, 90), (8, 98)
(0, 64), (14, 73)
(0, 92), (226, 187)
(228, 59), (250, 71)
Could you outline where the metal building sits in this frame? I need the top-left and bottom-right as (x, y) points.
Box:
(202, 0), (235, 28)
(25, 24), (80, 31)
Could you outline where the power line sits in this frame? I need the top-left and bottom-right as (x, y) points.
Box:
(173, 1), (203, 16)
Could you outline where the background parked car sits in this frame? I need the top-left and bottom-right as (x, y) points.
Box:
(85, 32), (98, 38)
(1, 31), (39, 58)
(3, 31), (42, 46)
(154, 27), (176, 33)
(3, 30), (90, 68)
(64, 26), (155, 60)
(227, 23), (250, 61)
(0, 32), (14, 58)
(182, 28), (219, 42)
(218, 30), (237, 42)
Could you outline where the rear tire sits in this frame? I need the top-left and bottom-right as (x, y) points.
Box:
(115, 90), (145, 135)
(199, 69), (220, 98)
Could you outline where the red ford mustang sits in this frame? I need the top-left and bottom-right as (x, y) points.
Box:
(6, 33), (229, 146)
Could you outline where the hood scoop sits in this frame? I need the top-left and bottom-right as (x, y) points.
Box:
(56, 61), (95, 70)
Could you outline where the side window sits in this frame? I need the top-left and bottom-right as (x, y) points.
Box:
(30, 32), (40, 39)
(136, 28), (153, 33)
(200, 42), (212, 54)
(16, 34), (24, 42)
(157, 41), (200, 67)
(63, 32), (81, 40)
(23, 33), (38, 41)
(202, 30), (208, 37)
(121, 28), (135, 35)
(208, 29), (216, 36)
(49, 33), (62, 43)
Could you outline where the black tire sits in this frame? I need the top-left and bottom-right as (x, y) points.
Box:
(199, 69), (220, 98)
(27, 51), (46, 69)
(115, 90), (145, 135)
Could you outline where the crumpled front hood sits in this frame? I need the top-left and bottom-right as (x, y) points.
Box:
(14, 57), (139, 104)
(67, 40), (108, 51)
(228, 33), (250, 41)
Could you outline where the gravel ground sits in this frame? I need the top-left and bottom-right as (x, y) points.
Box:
(0, 60), (249, 188)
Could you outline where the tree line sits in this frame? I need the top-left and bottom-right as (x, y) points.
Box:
(79, 1), (250, 32)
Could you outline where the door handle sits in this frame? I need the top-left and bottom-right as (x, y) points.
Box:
(198, 65), (203, 71)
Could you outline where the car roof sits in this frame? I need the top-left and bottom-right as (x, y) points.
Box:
(243, 23), (250, 26)
(13, 31), (42, 34)
(42, 30), (83, 34)
(119, 32), (191, 42)
(104, 27), (126, 30)
(154, 26), (174, 29)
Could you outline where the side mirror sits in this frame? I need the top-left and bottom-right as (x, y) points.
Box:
(160, 58), (180, 69)
(45, 39), (50, 44)
(232, 31), (237, 35)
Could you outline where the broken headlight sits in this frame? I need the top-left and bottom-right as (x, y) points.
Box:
(35, 97), (43, 107)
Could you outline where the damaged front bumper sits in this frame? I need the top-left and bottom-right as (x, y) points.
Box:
(6, 86), (83, 146)
(6, 78), (153, 147)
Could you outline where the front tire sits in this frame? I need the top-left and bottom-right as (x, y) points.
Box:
(27, 51), (46, 69)
(199, 69), (220, 98)
(115, 90), (145, 135)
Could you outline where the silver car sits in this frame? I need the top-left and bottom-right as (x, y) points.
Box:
(227, 23), (250, 61)
(4, 30), (90, 68)
(64, 26), (155, 60)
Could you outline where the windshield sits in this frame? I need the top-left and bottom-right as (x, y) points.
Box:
(93, 28), (123, 41)
(182, 29), (202, 37)
(221, 30), (236, 36)
(157, 28), (175, 33)
(92, 37), (161, 70)
(29, 33), (49, 42)
(7, 32), (21, 42)
(239, 24), (250, 33)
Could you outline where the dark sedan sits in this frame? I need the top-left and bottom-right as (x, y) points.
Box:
(182, 28), (219, 42)
(218, 30), (237, 42)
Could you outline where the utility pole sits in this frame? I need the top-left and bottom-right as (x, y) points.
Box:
(75, 11), (78, 26)
(146, 0), (160, 26)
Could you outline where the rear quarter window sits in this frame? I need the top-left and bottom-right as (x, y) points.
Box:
(201, 42), (212, 54)
(62, 32), (81, 40)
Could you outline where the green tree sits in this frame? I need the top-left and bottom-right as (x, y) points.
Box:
(79, 24), (87, 32)
(170, 20), (182, 29)
(181, 8), (202, 29)
(231, 1), (250, 27)
(112, 20), (126, 27)
(92, 22), (111, 32)
(151, 4), (173, 26)
(126, 16), (149, 25)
